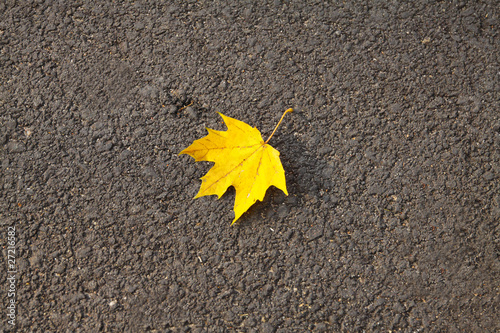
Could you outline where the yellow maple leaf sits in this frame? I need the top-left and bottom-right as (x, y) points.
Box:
(180, 108), (293, 224)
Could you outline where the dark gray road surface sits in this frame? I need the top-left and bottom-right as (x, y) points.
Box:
(1, 1), (498, 332)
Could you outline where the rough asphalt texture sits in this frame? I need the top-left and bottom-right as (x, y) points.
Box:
(1, 1), (499, 332)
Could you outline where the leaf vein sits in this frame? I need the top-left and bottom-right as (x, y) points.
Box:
(201, 144), (266, 194)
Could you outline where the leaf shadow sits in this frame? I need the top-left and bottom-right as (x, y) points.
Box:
(234, 132), (336, 227)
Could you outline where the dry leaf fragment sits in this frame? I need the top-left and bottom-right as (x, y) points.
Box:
(180, 109), (293, 224)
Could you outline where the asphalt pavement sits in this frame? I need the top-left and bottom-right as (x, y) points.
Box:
(1, 1), (498, 332)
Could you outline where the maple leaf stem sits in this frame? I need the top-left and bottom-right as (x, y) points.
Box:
(265, 108), (293, 144)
